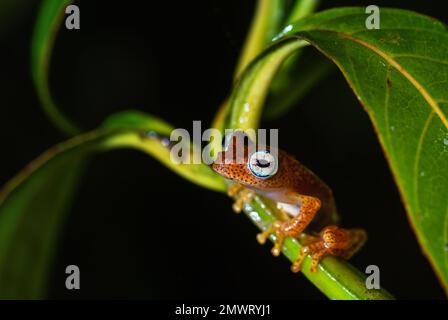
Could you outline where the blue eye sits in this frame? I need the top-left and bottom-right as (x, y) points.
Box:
(248, 150), (277, 178)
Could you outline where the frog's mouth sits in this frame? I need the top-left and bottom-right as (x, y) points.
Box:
(211, 161), (238, 181)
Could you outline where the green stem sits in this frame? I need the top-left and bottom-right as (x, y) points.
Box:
(241, 195), (394, 300)
(234, 0), (284, 78)
(286, 0), (320, 24)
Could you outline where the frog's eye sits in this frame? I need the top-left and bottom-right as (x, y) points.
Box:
(248, 150), (278, 179)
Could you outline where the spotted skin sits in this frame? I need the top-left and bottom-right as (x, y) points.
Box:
(292, 226), (367, 273)
(212, 133), (367, 273)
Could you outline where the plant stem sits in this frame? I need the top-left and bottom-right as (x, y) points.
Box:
(239, 194), (395, 300)
(286, 0), (320, 24)
(235, 0), (284, 78)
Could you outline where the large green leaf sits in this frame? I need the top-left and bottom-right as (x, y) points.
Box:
(228, 7), (448, 291)
(0, 112), (225, 298)
(0, 152), (85, 299)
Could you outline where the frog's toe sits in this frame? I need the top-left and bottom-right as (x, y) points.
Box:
(271, 241), (283, 256)
(231, 189), (255, 214)
(291, 241), (327, 273)
(256, 233), (268, 245)
(232, 202), (243, 213)
(256, 221), (279, 244)
(256, 221), (286, 257)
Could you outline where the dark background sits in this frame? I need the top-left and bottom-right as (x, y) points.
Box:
(1, 0), (447, 299)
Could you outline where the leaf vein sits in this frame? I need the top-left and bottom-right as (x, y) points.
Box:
(394, 54), (448, 66)
(321, 31), (448, 129)
(384, 66), (394, 157)
(412, 112), (435, 214)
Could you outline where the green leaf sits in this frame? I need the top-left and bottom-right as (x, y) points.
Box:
(285, 0), (320, 25)
(0, 111), (225, 298)
(229, 38), (309, 130)
(229, 7), (448, 292)
(0, 152), (85, 299)
(31, 0), (80, 135)
(213, 0), (323, 136)
(234, 0), (284, 78)
(231, 0), (325, 122)
(102, 112), (226, 193)
(263, 0), (327, 120)
(212, 0), (286, 144)
(235, 0), (320, 78)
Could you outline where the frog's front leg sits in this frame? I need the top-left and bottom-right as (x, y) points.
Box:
(257, 194), (321, 256)
(227, 183), (244, 197)
(291, 226), (367, 272)
(229, 184), (255, 213)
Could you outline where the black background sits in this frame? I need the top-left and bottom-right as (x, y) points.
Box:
(1, 0), (447, 299)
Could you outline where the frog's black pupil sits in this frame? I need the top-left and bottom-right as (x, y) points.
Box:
(256, 159), (270, 168)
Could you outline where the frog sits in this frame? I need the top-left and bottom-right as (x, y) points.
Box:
(211, 131), (367, 273)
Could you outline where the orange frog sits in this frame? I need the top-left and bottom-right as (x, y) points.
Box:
(212, 132), (366, 272)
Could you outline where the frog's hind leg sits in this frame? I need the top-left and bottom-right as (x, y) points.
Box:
(291, 226), (367, 273)
(292, 241), (326, 273)
(337, 228), (367, 259)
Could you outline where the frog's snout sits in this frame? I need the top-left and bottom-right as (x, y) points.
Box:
(212, 162), (233, 181)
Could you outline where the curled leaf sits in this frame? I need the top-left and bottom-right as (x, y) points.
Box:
(0, 111), (225, 298)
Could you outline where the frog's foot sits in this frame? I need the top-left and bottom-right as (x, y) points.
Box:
(291, 225), (367, 273)
(227, 183), (243, 197)
(256, 220), (292, 257)
(256, 220), (282, 247)
(257, 195), (322, 257)
(231, 188), (255, 213)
